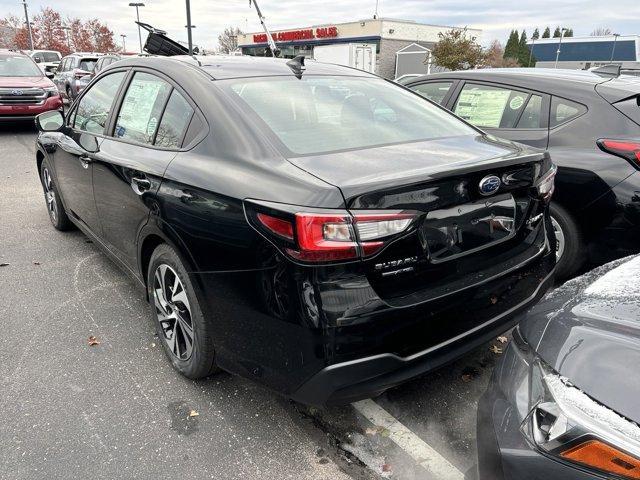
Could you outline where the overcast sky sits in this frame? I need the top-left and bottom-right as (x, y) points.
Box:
(2, 0), (639, 50)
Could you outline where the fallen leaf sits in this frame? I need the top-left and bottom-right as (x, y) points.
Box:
(489, 345), (503, 354)
(0, 263), (9, 267)
(497, 336), (508, 344)
(461, 374), (474, 383)
(188, 410), (199, 418)
(33, 262), (41, 266)
(365, 427), (378, 436)
(490, 295), (498, 305)
(151, 342), (156, 348)
(88, 335), (100, 346)
(382, 464), (392, 472)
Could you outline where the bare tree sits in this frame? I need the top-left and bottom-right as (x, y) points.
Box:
(591, 27), (613, 36)
(218, 26), (243, 54)
(483, 40), (520, 68)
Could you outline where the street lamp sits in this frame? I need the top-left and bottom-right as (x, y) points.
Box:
(528, 37), (536, 67)
(120, 34), (127, 53)
(554, 27), (568, 69)
(21, 1), (34, 51)
(185, 0), (194, 55)
(610, 33), (621, 62)
(128, 2), (145, 53)
(60, 25), (72, 52)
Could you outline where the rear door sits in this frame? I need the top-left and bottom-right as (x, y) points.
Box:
(92, 69), (196, 271)
(448, 81), (550, 149)
(408, 79), (459, 106)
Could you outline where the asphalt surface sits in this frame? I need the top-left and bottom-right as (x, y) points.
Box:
(0, 124), (507, 480)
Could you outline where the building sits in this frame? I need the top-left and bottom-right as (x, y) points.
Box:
(528, 35), (640, 70)
(237, 18), (482, 79)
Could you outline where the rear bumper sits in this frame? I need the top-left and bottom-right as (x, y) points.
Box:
(291, 250), (555, 406)
(0, 96), (63, 120)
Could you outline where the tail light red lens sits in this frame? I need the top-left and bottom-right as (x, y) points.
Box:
(536, 165), (557, 204)
(598, 139), (640, 167)
(254, 208), (416, 263)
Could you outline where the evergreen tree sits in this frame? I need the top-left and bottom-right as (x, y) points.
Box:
(565, 28), (573, 37)
(532, 28), (540, 40)
(518, 30), (530, 67)
(553, 27), (562, 37)
(542, 27), (551, 38)
(503, 29), (519, 60)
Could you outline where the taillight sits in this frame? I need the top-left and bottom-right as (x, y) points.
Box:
(598, 139), (640, 168)
(536, 164), (557, 204)
(249, 203), (417, 264)
(74, 69), (91, 79)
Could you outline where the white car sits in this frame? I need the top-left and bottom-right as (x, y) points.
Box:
(28, 50), (62, 76)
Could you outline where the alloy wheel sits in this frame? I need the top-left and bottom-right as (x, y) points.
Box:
(551, 216), (565, 261)
(153, 264), (194, 360)
(42, 167), (57, 223)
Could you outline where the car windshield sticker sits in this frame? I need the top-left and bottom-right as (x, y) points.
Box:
(455, 88), (511, 128)
(509, 96), (524, 110)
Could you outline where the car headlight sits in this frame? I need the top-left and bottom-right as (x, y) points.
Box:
(522, 360), (640, 479)
(44, 86), (59, 98)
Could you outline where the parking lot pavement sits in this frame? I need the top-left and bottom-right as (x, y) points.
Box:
(0, 124), (507, 480)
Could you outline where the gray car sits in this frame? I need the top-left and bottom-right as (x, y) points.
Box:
(478, 254), (640, 479)
(53, 53), (99, 101)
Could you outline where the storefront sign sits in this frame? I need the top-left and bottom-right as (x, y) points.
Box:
(253, 26), (338, 44)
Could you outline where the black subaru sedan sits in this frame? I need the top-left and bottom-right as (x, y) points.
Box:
(34, 55), (556, 406)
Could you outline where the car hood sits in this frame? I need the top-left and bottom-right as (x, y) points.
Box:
(286, 134), (546, 204)
(0, 75), (52, 88)
(520, 255), (640, 423)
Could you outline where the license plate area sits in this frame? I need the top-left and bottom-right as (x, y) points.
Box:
(421, 193), (517, 264)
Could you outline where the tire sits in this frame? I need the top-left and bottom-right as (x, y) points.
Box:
(549, 202), (585, 281)
(40, 159), (73, 231)
(147, 244), (218, 379)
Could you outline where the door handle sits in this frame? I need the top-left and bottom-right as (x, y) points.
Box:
(79, 153), (93, 169)
(131, 177), (152, 193)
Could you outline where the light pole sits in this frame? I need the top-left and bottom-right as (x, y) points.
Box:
(120, 34), (127, 53)
(21, 1), (34, 51)
(185, 0), (194, 55)
(610, 33), (620, 62)
(61, 25), (71, 52)
(374, 0), (380, 19)
(554, 27), (568, 69)
(528, 37), (536, 67)
(129, 2), (145, 53)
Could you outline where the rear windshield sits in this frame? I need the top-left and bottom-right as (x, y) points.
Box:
(40, 52), (61, 62)
(0, 55), (42, 77)
(222, 76), (476, 155)
(80, 59), (98, 72)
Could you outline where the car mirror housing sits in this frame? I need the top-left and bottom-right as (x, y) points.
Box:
(35, 110), (65, 133)
(45, 71), (55, 79)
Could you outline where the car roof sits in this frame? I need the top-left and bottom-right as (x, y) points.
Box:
(111, 54), (376, 80)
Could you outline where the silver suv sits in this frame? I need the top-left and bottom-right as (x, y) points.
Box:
(52, 53), (99, 101)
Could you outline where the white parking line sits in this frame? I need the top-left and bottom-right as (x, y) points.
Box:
(352, 399), (465, 480)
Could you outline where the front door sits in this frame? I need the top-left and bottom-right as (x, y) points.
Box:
(52, 70), (128, 233)
(93, 71), (195, 272)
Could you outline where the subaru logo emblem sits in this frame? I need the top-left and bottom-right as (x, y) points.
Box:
(479, 175), (501, 196)
(11, 89), (23, 96)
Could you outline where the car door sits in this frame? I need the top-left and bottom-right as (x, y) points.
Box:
(448, 81), (550, 149)
(53, 58), (67, 91)
(51, 70), (128, 234)
(92, 70), (195, 271)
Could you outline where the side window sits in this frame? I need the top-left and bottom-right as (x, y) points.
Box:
(516, 94), (543, 129)
(74, 71), (126, 134)
(155, 90), (194, 149)
(114, 72), (172, 145)
(410, 82), (453, 105)
(454, 83), (529, 129)
(551, 97), (586, 127)
(59, 58), (67, 71)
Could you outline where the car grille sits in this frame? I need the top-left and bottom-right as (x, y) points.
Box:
(0, 87), (47, 106)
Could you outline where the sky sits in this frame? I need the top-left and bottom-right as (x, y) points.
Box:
(1, 0), (639, 51)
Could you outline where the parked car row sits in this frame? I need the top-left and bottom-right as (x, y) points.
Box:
(26, 53), (640, 480)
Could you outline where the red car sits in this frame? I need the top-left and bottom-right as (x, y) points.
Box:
(0, 50), (62, 121)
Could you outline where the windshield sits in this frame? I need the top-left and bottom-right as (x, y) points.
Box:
(222, 76), (476, 155)
(0, 55), (42, 77)
(42, 52), (61, 63)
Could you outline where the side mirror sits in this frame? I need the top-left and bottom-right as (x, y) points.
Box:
(35, 110), (65, 132)
(45, 71), (54, 79)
